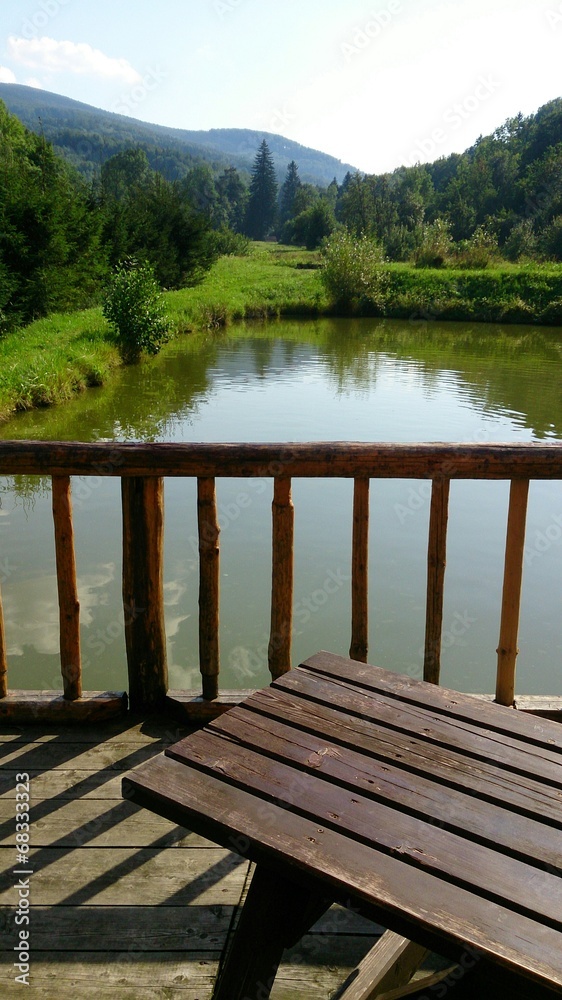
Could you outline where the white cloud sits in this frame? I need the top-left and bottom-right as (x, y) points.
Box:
(0, 66), (17, 83)
(7, 36), (141, 85)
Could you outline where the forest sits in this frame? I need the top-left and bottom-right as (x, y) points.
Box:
(1, 95), (562, 330)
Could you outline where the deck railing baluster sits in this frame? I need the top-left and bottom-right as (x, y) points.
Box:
(269, 477), (294, 679)
(52, 475), (82, 700)
(424, 478), (451, 685)
(0, 582), (6, 699)
(349, 477), (370, 663)
(122, 477), (167, 712)
(197, 477), (220, 700)
(496, 478), (530, 706)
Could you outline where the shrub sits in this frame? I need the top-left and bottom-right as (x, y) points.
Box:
(320, 229), (388, 309)
(102, 258), (170, 363)
(453, 225), (498, 269)
(211, 227), (250, 257)
(504, 219), (538, 262)
(540, 216), (562, 262)
(414, 219), (453, 268)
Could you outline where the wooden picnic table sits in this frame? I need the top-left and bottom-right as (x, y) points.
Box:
(122, 651), (562, 999)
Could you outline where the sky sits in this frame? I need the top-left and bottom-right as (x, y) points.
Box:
(0, 0), (561, 175)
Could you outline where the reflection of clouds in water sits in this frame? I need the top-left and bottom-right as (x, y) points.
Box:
(5, 564), (115, 656)
(168, 662), (201, 690)
(5, 562), (197, 686)
(78, 566), (115, 623)
(164, 577), (192, 685)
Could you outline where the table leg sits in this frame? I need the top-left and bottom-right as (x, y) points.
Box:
(213, 864), (332, 1000)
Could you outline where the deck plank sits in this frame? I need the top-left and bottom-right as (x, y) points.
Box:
(0, 719), (379, 999)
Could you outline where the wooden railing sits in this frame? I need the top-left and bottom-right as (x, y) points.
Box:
(1, 441), (562, 723)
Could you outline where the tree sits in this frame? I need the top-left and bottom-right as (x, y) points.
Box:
(244, 140), (278, 239)
(278, 160), (301, 227)
(291, 200), (336, 249)
(216, 166), (248, 232)
(100, 148), (151, 201)
(0, 100), (106, 324)
(100, 167), (218, 288)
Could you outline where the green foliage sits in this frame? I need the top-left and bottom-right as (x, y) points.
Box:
(102, 259), (170, 362)
(278, 161), (302, 226)
(0, 99), (107, 325)
(414, 219), (453, 268)
(211, 228), (250, 256)
(320, 230), (388, 309)
(540, 216), (562, 261)
(452, 225), (499, 269)
(100, 161), (219, 288)
(244, 140), (278, 239)
(504, 219), (538, 262)
(288, 201), (336, 249)
(215, 166), (248, 232)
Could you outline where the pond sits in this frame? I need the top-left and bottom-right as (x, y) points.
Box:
(1, 316), (562, 697)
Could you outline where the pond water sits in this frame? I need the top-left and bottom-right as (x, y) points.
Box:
(1, 316), (562, 697)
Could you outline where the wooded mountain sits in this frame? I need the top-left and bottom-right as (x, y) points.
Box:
(0, 83), (356, 186)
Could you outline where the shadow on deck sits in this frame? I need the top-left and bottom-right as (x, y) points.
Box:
(0, 719), (381, 999)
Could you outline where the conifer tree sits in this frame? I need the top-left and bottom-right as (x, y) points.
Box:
(279, 160), (301, 226)
(244, 139), (278, 239)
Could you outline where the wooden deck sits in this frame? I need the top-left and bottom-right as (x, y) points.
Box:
(0, 717), (387, 999)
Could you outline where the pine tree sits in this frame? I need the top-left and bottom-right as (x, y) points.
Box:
(244, 139), (278, 239)
(278, 160), (301, 226)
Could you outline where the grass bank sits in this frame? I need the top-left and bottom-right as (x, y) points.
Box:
(0, 244), (326, 422)
(0, 243), (561, 423)
(382, 263), (562, 326)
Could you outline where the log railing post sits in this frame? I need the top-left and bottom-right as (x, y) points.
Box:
(424, 478), (450, 684)
(496, 479), (529, 706)
(0, 582), (6, 699)
(52, 475), (81, 700)
(122, 477), (167, 712)
(197, 477), (220, 701)
(349, 478), (370, 663)
(269, 477), (294, 680)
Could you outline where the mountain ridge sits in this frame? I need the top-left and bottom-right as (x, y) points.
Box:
(0, 83), (358, 185)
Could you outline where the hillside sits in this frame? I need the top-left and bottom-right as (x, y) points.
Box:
(0, 83), (357, 186)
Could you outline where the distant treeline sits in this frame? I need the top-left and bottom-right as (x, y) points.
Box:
(1, 96), (562, 329)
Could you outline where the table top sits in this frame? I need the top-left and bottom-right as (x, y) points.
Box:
(123, 651), (562, 994)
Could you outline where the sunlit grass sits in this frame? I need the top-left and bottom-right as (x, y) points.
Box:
(0, 243), (560, 424)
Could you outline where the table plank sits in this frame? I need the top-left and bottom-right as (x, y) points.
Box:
(237, 687), (562, 822)
(207, 707), (562, 871)
(276, 669), (562, 777)
(123, 755), (562, 992)
(166, 728), (562, 927)
(301, 652), (562, 751)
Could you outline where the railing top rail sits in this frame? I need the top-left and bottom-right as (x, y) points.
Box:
(1, 441), (562, 479)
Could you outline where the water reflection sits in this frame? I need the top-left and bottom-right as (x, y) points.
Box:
(1, 317), (562, 696)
